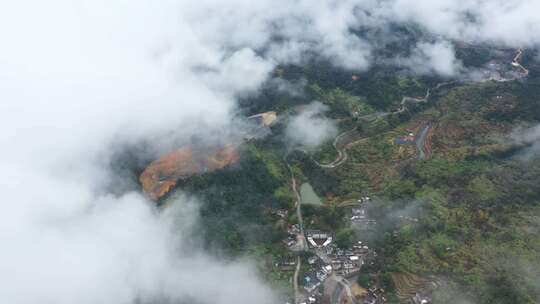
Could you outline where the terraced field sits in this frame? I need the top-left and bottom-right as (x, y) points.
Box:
(391, 273), (437, 303)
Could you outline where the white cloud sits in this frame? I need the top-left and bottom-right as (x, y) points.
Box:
(388, 0), (540, 47)
(396, 41), (463, 77)
(180, 0), (540, 77)
(510, 124), (540, 159)
(0, 190), (277, 304)
(286, 102), (339, 150)
(180, 0), (377, 70)
(0, 1), (277, 303)
(195, 48), (274, 97)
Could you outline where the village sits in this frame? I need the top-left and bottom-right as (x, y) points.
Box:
(273, 195), (402, 304)
(267, 48), (537, 302)
(272, 188), (437, 304)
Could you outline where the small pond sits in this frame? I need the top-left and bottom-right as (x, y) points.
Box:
(300, 182), (322, 205)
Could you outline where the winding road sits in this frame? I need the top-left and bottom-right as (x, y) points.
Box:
(310, 48), (530, 169)
(310, 81), (455, 169)
(282, 48), (529, 303)
(512, 48), (529, 76)
(312, 127), (360, 168)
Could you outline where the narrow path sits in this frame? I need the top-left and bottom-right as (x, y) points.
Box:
(284, 152), (306, 304)
(285, 155), (304, 234)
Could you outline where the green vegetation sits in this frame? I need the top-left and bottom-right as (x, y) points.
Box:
(293, 63), (433, 110)
(357, 273), (372, 288)
(170, 141), (291, 255)
(335, 228), (355, 249)
(309, 85), (375, 118)
(292, 69), (540, 303)
(161, 56), (540, 303)
(311, 139), (337, 164)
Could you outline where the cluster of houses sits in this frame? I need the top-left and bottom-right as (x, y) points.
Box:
(412, 292), (432, 304)
(329, 241), (369, 276)
(394, 132), (416, 145)
(275, 187), (444, 304)
(397, 214), (419, 223)
(351, 206), (369, 221)
(303, 276), (321, 294)
(271, 209), (288, 219)
(302, 236), (372, 287)
(299, 243), (374, 303)
(363, 287), (387, 304)
(284, 224), (302, 249)
(301, 230), (336, 295)
(305, 229), (333, 248)
(274, 258), (296, 272)
(480, 59), (525, 82)
(278, 196), (383, 304)
(351, 204), (376, 228)
(297, 294), (320, 304)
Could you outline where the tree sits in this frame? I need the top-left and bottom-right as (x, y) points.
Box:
(357, 273), (371, 287)
(335, 228), (355, 249)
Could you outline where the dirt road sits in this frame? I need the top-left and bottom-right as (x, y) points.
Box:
(284, 152), (307, 304)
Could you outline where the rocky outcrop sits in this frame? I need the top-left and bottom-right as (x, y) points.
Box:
(139, 144), (240, 201)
